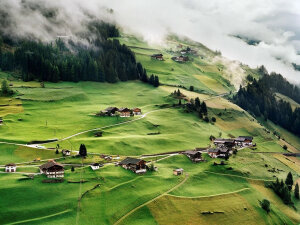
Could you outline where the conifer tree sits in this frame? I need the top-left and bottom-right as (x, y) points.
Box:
(285, 172), (293, 190)
(295, 183), (299, 199)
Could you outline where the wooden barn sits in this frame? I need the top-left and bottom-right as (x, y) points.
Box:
(235, 136), (253, 147)
(39, 160), (64, 178)
(119, 157), (147, 174)
(183, 150), (203, 163)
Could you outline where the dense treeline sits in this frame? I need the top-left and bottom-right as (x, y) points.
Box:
(257, 66), (300, 104)
(233, 71), (300, 137)
(0, 21), (152, 85)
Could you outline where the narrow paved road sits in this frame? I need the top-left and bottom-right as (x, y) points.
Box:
(114, 173), (189, 225)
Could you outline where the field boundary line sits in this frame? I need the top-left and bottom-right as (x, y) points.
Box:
(166, 187), (250, 199)
(5, 209), (71, 225)
(204, 171), (275, 182)
(113, 173), (189, 225)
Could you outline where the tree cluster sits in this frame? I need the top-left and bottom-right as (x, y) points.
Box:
(139, 69), (159, 87)
(233, 73), (300, 137)
(0, 21), (148, 84)
(268, 173), (294, 205)
(186, 97), (207, 119)
(0, 80), (13, 96)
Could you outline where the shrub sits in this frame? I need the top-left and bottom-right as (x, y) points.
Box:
(211, 117), (216, 122)
(283, 145), (288, 150)
(260, 199), (270, 213)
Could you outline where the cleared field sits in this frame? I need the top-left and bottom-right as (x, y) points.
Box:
(275, 93), (300, 111)
(193, 74), (228, 94)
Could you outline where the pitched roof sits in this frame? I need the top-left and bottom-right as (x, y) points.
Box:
(119, 107), (131, 112)
(208, 148), (219, 153)
(214, 138), (235, 143)
(91, 163), (99, 166)
(235, 136), (253, 141)
(39, 161), (64, 170)
(119, 157), (143, 165)
(133, 108), (141, 112)
(184, 150), (201, 155)
(5, 163), (16, 167)
(174, 168), (184, 172)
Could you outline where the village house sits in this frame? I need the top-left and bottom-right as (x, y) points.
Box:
(213, 138), (235, 148)
(235, 136), (253, 147)
(183, 150), (203, 163)
(151, 53), (164, 61)
(208, 148), (231, 158)
(101, 107), (119, 116)
(62, 149), (71, 156)
(90, 163), (100, 170)
(173, 168), (184, 176)
(119, 108), (131, 117)
(119, 157), (147, 174)
(171, 55), (189, 62)
(5, 163), (16, 173)
(132, 108), (142, 115)
(39, 160), (64, 178)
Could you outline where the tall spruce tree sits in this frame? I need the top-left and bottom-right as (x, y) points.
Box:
(79, 144), (87, 157)
(295, 183), (299, 199)
(285, 172), (293, 190)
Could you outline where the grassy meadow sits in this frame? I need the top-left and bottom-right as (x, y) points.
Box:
(0, 35), (299, 225)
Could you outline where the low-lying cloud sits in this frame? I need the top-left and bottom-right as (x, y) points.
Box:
(1, 0), (300, 83)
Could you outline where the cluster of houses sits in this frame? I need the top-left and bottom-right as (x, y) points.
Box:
(99, 107), (142, 117)
(208, 136), (254, 158)
(180, 47), (197, 55)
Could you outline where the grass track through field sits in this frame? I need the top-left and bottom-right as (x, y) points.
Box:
(167, 187), (250, 199)
(5, 209), (72, 225)
(114, 173), (189, 225)
(205, 171), (276, 182)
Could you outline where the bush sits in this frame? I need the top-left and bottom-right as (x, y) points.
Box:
(189, 86), (194, 91)
(260, 199), (270, 213)
(211, 117), (216, 122)
(283, 145), (288, 150)
(203, 116), (209, 122)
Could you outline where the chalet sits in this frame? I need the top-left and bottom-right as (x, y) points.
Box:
(132, 108), (142, 115)
(101, 107), (119, 116)
(171, 55), (189, 62)
(5, 163), (16, 173)
(119, 157), (147, 174)
(173, 168), (184, 176)
(213, 138), (235, 148)
(90, 163), (100, 170)
(119, 108), (131, 117)
(62, 149), (71, 156)
(208, 148), (230, 158)
(183, 150), (203, 163)
(235, 136), (253, 147)
(151, 54), (164, 61)
(39, 160), (64, 178)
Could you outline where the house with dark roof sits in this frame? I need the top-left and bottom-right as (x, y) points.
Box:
(235, 136), (253, 147)
(213, 138), (235, 148)
(183, 150), (203, 163)
(90, 163), (101, 170)
(39, 160), (64, 178)
(208, 148), (230, 158)
(172, 55), (189, 62)
(151, 54), (164, 60)
(119, 108), (131, 117)
(119, 157), (147, 174)
(101, 107), (119, 116)
(5, 163), (16, 173)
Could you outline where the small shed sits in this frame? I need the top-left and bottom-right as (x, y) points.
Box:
(132, 108), (142, 115)
(62, 149), (71, 156)
(5, 163), (16, 173)
(90, 163), (100, 170)
(173, 168), (184, 176)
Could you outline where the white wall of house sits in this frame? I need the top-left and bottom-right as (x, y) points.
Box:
(5, 166), (16, 172)
(91, 165), (99, 170)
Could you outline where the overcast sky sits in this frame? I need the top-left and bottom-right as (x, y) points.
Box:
(1, 0), (300, 83)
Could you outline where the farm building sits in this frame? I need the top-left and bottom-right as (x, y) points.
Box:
(213, 138), (235, 148)
(132, 108), (142, 115)
(183, 150), (203, 163)
(119, 108), (131, 117)
(62, 149), (71, 156)
(173, 168), (184, 176)
(5, 163), (16, 173)
(39, 160), (64, 178)
(119, 157), (147, 174)
(151, 54), (164, 60)
(171, 55), (189, 62)
(235, 136), (253, 147)
(90, 163), (100, 170)
(208, 148), (231, 158)
(101, 107), (119, 116)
